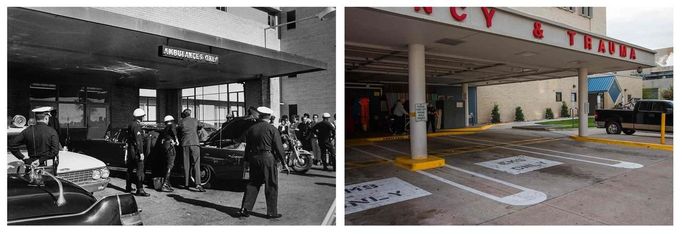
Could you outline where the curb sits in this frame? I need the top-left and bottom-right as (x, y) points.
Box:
(570, 135), (673, 151)
(346, 124), (495, 146)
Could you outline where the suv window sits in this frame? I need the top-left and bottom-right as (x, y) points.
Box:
(638, 101), (652, 111)
(651, 102), (666, 112)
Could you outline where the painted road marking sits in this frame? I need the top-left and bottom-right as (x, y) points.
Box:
(351, 146), (547, 206)
(321, 198), (336, 225)
(436, 138), (561, 156)
(447, 136), (642, 169)
(476, 155), (563, 175)
(345, 177), (432, 215)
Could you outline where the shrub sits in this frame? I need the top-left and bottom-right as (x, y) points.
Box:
(560, 101), (570, 117)
(514, 106), (525, 121)
(545, 108), (554, 119)
(662, 86), (673, 100)
(491, 104), (501, 123)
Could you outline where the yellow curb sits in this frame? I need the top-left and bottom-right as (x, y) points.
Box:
(394, 155), (445, 171)
(346, 125), (493, 146)
(438, 124), (496, 132)
(570, 135), (673, 151)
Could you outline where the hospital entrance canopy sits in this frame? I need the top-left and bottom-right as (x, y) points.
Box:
(9, 7), (327, 89)
(346, 7), (657, 87)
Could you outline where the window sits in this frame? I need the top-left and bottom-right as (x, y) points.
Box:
(638, 102), (652, 111)
(30, 83), (56, 102)
(139, 89), (157, 123)
(29, 83), (110, 130)
(286, 10), (296, 30)
(268, 14), (277, 27)
(643, 88), (659, 99)
(216, 7), (227, 12)
(182, 83), (245, 128)
(559, 7), (575, 12)
(555, 92), (563, 102)
(571, 92), (577, 102)
(579, 7), (593, 18)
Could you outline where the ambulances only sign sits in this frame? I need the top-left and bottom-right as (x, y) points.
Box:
(159, 45), (219, 64)
(345, 177), (431, 214)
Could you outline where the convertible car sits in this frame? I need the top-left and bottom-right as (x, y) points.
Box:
(69, 117), (257, 188)
(7, 127), (110, 193)
(8, 168), (142, 225)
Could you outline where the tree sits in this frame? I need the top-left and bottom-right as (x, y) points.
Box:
(491, 104), (501, 123)
(560, 101), (570, 117)
(545, 108), (554, 119)
(515, 106), (525, 121)
(661, 86), (673, 100)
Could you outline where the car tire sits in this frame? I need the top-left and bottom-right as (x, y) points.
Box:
(606, 121), (622, 134)
(623, 129), (636, 135)
(191, 164), (213, 189)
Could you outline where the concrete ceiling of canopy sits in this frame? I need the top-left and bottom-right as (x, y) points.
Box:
(345, 7), (656, 87)
(8, 7), (326, 89)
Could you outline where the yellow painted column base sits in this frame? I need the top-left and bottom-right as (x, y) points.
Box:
(394, 155), (445, 171)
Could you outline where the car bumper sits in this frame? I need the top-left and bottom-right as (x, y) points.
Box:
(77, 178), (110, 193)
(595, 121), (606, 128)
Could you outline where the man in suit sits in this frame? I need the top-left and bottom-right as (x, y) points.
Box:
(178, 109), (205, 192)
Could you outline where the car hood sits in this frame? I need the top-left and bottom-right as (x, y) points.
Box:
(7, 174), (96, 221)
(7, 151), (107, 174)
(205, 117), (258, 143)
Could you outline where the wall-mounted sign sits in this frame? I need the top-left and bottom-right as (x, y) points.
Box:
(159, 45), (219, 64)
(415, 103), (428, 122)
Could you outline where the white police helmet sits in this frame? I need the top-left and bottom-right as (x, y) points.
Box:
(164, 115), (175, 122)
(322, 112), (331, 118)
(133, 108), (146, 117)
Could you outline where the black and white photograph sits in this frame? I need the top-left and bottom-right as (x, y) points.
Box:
(6, 6), (336, 225)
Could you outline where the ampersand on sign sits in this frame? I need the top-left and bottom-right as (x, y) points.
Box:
(532, 21), (544, 39)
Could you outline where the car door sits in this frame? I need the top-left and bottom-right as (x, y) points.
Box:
(634, 102), (657, 131)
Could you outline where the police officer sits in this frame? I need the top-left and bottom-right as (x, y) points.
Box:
(126, 108), (150, 197)
(9, 107), (60, 173)
(160, 115), (179, 192)
(178, 109), (205, 192)
(237, 107), (291, 219)
(311, 112), (336, 171)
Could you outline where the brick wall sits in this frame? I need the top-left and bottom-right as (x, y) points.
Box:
(94, 7), (280, 50)
(279, 7), (336, 117)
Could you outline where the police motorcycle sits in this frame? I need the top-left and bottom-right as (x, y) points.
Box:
(281, 133), (313, 173)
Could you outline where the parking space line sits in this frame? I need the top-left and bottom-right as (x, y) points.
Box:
(350, 146), (547, 206)
(436, 138), (561, 156)
(321, 198), (336, 225)
(443, 136), (642, 169)
(345, 159), (392, 170)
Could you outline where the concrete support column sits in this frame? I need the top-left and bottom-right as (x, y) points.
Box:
(157, 89), (182, 120)
(462, 83), (469, 127)
(578, 67), (589, 136)
(408, 44), (428, 160)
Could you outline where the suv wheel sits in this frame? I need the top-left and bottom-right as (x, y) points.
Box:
(606, 121), (622, 134)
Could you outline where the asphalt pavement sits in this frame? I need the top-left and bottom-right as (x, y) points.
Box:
(96, 165), (336, 225)
(345, 128), (672, 225)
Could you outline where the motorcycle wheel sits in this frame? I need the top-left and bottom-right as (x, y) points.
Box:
(291, 152), (313, 173)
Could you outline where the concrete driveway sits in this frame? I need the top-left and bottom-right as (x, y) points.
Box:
(345, 129), (672, 225)
(96, 165), (336, 225)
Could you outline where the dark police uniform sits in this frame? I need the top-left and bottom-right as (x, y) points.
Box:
(126, 120), (147, 194)
(159, 123), (178, 188)
(9, 122), (60, 172)
(241, 120), (286, 217)
(311, 120), (336, 170)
